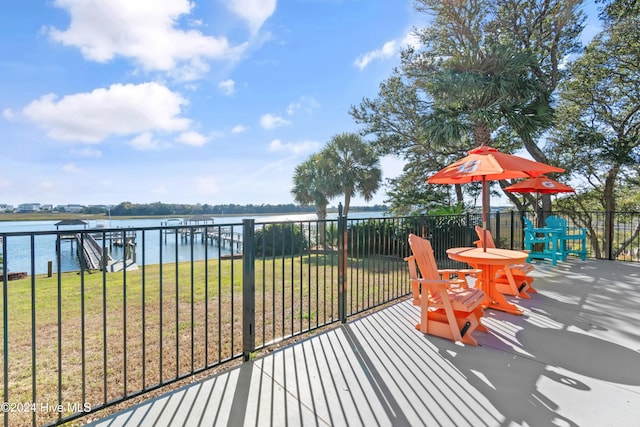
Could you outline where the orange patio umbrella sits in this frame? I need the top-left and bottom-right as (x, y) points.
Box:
(504, 175), (574, 223)
(427, 145), (565, 250)
(503, 175), (574, 195)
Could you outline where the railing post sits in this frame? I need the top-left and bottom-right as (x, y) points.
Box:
(242, 219), (256, 361)
(337, 203), (348, 323)
(2, 236), (8, 427)
(509, 210), (515, 250)
(495, 211), (501, 247)
(607, 210), (614, 260)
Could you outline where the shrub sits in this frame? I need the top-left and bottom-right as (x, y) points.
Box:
(347, 219), (415, 257)
(255, 223), (308, 257)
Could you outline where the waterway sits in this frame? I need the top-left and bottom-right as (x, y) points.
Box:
(0, 211), (385, 275)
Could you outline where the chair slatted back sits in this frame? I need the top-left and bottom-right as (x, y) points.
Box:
(408, 234), (442, 281)
(474, 226), (496, 248)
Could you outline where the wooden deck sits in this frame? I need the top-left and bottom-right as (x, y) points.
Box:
(87, 258), (640, 427)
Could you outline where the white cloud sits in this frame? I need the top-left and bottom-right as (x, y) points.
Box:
(218, 79), (235, 95)
(130, 132), (169, 150)
(48, 0), (248, 80)
(176, 131), (208, 147)
(227, 0), (277, 35)
(354, 31), (421, 70)
(355, 40), (397, 70)
(286, 96), (319, 116)
(401, 31), (421, 50)
(22, 82), (191, 143)
(2, 108), (15, 120)
(231, 124), (247, 133)
(260, 113), (290, 130)
(268, 139), (318, 154)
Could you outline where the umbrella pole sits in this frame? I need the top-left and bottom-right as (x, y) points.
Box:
(482, 177), (487, 251)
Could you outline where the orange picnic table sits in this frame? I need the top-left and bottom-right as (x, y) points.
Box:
(446, 247), (528, 315)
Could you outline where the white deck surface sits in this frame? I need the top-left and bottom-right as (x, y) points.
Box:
(88, 258), (640, 426)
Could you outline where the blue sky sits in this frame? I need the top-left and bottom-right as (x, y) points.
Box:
(1, 0), (601, 208)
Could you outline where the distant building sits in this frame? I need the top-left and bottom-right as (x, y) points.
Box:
(16, 203), (41, 213)
(66, 204), (86, 213)
(40, 204), (53, 211)
(0, 204), (13, 213)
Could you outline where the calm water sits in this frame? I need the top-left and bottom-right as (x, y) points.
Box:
(0, 212), (384, 275)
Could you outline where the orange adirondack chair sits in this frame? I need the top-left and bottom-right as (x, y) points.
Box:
(406, 234), (487, 346)
(474, 226), (536, 297)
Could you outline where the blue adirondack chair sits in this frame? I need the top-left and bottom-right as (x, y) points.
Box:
(523, 217), (563, 265)
(545, 215), (587, 261)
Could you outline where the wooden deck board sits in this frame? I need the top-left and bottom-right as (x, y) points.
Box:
(87, 258), (640, 427)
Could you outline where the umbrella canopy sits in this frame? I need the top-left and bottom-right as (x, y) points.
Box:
(427, 145), (565, 250)
(503, 175), (574, 194)
(427, 145), (565, 184)
(505, 175), (574, 226)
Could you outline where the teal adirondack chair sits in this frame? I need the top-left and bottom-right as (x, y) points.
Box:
(523, 217), (562, 265)
(545, 216), (587, 261)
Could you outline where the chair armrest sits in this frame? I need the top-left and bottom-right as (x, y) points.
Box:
(411, 276), (465, 288)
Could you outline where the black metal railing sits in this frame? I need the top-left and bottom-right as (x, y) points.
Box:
(0, 215), (420, 426)
(515, 210), (640, 262)
(1, 210), (639, 426)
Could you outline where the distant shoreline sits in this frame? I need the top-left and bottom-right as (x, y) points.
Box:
(0, 208), (384, 222)
(0, 212), (291, 222)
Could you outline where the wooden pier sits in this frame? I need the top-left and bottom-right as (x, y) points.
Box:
(50, 218), (244, 272)
(167, 225), (243, 251)
(71, 232), (140, 272)
(207, 228), (243, 250)
(75, 233), (113, 270)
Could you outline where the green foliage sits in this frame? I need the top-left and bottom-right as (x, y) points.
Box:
(347, 219), (413, 257)
(318, 132), (382, 216)
(352, 0), (583, 213)
(345, 214), (475, 262)
(383, 161), (455, 215)
(292, 133), (382, 220)
(423, 215), (476, 260)
(550, 2), (640, 222)
(427, 204), (467, 215)
(291, 154), (331, 220)
(255, 223), (308, 257)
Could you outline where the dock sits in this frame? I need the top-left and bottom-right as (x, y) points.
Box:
(207, 227), (243, 250)
(50, 219), (244, 273)
(164, 224), (243, 251)
(74, 233), (138, 272)
(75, 233), (113, 270)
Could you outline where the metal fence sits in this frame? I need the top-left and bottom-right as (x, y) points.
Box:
(490, 210), (640, 263)
(0, 215), (423, 426)
(1, 210), (639, 426)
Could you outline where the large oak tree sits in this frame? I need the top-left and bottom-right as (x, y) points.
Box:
(352, 0), (583, 218)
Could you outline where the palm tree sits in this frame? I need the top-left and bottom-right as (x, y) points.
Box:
(319, 133), (382, 217)
(292, 154), (334, 250)
(291, 154), (330, 220)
